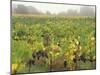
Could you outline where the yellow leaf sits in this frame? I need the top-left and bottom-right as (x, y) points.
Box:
(93, 56), (96, 60)
(70, 55), (75, 60)
(12, 64), (18, 71)
(91, 37), (95, 41)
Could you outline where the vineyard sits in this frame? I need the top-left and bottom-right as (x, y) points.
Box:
(12, 15), (96, 74)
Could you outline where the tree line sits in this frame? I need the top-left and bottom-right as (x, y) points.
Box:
(12, 4), (95, 16)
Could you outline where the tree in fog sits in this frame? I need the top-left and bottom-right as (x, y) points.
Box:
(58, 9), (78, 16)
(66, 9), (78, 16)
(13, 4), (43, 14)
(58, 12), (68, 16)
(46, 11), (51, 15)
(79, 6), (95, 16)
(27, 6), (42, 14)
(12, 4), (17, 13)
(14, 4), (28, 14)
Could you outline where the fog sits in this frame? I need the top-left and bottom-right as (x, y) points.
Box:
(12, 1), (95, 16)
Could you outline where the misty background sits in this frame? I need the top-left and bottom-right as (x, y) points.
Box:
(12, 1), (95, 16)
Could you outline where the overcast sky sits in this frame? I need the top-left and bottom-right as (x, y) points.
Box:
(12, 1), (95, 14)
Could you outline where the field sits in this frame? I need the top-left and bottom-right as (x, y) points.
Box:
(11, 14), (96, 74)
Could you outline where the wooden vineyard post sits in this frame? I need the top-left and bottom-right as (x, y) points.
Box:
(49, 54), (52, 71)
(42, 33), (52, 71)
(75, 41), (80, 70)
